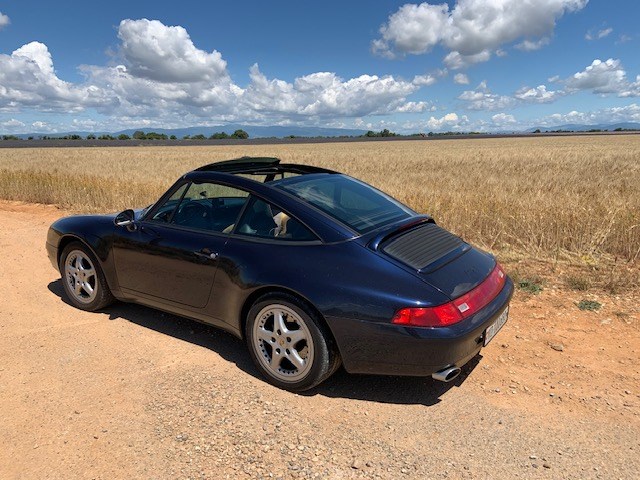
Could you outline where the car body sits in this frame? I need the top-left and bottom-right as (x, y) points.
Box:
(47, 157), (513, 391)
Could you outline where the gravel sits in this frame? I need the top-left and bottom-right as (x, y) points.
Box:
(142, 366), (640, 479)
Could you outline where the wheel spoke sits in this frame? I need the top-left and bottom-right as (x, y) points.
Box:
(270, 348), (283, 369)
(287, 329), (305, 345)
(256, 327), (273, 343)
(82, 281), (94, 295)
(84, 267), (95, 279)
(273, 310), (287, 334)
(75, 255), (84, 271)
(74, 279), (82, 295)
(288, 350), (305, 370)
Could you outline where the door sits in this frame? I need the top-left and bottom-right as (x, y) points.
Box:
(113, 181), (250, 309)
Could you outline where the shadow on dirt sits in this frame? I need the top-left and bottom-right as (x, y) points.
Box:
(48, 279), (477, 406)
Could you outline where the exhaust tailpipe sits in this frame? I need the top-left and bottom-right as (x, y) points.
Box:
(432, 366), (461, 382)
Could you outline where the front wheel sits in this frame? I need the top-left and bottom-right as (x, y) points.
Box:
(246, 294), (340, 391)
(59, 242), (114, 311)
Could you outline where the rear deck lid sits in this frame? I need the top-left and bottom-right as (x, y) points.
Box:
(379, 222), (495, 298)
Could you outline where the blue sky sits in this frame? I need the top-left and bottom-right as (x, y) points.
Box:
(1, 0), (639, 134)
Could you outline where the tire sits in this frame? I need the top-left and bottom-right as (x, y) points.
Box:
(246, 293), (340, 392)
(59, 241), (114, 311)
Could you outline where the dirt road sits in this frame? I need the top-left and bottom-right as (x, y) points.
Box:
(0, 201), (638, 479)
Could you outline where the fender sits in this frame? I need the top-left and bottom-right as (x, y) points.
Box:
(48, 214), (122, 295)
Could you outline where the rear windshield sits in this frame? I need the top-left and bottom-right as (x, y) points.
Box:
(276, 174), (414, 234)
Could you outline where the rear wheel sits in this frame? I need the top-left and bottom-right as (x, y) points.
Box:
(246, 294), (339, 391)
(59, 242), (114, 311)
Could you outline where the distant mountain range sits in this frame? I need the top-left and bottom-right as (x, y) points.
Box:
(6, 122), (640, 140)
(10, 124), (368, 139)
(525, 122), (640, 133)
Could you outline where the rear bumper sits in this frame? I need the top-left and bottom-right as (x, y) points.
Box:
(327, 278), (514, 376)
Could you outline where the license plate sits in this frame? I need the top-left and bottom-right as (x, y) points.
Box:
(484, 306), (509, 346)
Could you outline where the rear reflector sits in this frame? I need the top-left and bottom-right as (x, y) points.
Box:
(392, 263), (506, 328)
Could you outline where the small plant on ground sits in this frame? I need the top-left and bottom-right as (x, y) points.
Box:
(577, 299), (602, 311)
(566, 275), (590, 291)
(511, 272), (544, 295)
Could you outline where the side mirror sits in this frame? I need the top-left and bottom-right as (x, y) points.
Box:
(114, 209), (137, 230)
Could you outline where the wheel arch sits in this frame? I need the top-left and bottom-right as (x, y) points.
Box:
(57, 234), (100, 268)
(239, 286), (339, 351)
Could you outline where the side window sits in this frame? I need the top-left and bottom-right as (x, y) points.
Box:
(169, 182), (249, 232)
(149, 183), (189, 223)
(235, 196), (317, 242)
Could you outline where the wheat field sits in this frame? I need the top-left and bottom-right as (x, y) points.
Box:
(1, 135), (638, 269)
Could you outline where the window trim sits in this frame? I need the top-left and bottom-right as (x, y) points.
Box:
(276, 174), (415, 235)
(142, 179), (191, 223)
(143, 179), (250, 234)
(140, 179), (322, 243)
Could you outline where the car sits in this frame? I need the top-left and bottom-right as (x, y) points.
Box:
(46, 157), (513, 391)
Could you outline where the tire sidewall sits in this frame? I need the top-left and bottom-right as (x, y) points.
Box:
(246, 294), (331, 392)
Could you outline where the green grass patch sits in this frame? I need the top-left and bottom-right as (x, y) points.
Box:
(577, 299), (602, 311)
(511, 273), (544, 295)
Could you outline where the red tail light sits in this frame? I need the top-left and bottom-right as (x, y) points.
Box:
(392, 263), (506, 328)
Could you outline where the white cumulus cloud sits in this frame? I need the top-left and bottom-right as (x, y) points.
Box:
(620, 76), (640, 98)
(394, 101), (433, 113)
(0, 42), (114, 113)
(76, 19), (425, 123)
(491, 113), (517, 126)
(455, 60), (640, 114)
(426, 112), (469, 131)
(453, 73), (470, 85)
(373, 0), (588, 68)
(117, 19), (228, 83)
(515, 37), (550, 51)
(0, 19), (433, 126)
(515, 85), (564, 103)
(540, 104), (640, 126)
(412, 73), (438, 87)
(31, 121), (51, 130)
(0, 12), (9, 30)
(1, 118), (24, 128)
(241, 65), (419, 118)
(565, 58), (629, 94)
(372, 3), (450, 56)
(458, 81), (516, 110)
(443, 50), (492, 70)
(403, 112), (469, 132)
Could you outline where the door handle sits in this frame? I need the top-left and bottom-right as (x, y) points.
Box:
(194, 248), (218, 260)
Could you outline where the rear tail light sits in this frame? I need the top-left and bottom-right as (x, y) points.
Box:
(392, 263), (506, 328)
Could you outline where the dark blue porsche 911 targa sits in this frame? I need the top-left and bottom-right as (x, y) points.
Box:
(46, 157), (513, 391)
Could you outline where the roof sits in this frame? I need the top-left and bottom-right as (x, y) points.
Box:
(193, 156), (338, 176)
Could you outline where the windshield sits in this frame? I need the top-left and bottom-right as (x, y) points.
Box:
(276, 174), (415, 234)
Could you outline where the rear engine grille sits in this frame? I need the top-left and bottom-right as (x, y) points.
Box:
(381, 222), (465, 270)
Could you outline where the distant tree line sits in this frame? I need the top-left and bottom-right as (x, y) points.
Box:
(362, 128), (398, 137)
(533, 128), (636, 134)
(1, 129), (251, 141)
(130, 131), (176, 140)
(2, 127), (639, 141)
(183, 130), (249, 140)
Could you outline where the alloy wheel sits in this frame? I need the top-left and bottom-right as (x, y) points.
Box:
(64, 250), (98, 304)
(252, 304), (314, 382)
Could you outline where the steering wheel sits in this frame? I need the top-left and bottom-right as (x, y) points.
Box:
(175, 201), (209, 226)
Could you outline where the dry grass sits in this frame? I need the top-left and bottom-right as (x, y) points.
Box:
(0, 135), (638, 276)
